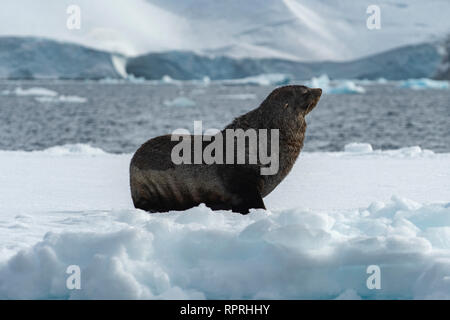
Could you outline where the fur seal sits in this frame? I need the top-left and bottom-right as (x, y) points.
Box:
(130, 85), (321, 214)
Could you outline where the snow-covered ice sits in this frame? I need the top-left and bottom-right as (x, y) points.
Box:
(0, 144), (449, 299)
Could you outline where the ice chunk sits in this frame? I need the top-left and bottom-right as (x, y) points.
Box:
(310, 74), (331, 90)
(342, 143), (434, 158)
(161, 75), (175, 84)
(163, 97), (196, 107)
(40, 144), (107, 156)
(3, 87), (58, 97)
(330, 81), (366, 94)
(0, 200), (449, 299)
(400, 78), (449, 90)
(309, 75), (365, 94)
(126, 74), (146, 83)
(3, 87), (87, 103)
(35, 95), (87, 104)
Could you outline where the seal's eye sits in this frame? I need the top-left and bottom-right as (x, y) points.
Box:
(284, 103), (289, 109)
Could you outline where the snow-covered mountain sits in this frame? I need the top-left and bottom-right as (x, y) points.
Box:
(1, 0), (449, 61)
(148, 0), (450, 61)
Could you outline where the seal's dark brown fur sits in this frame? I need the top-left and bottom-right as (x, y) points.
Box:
(130, 85), (321, 214)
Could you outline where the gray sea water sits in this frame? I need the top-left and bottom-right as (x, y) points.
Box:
(0, 80), (449, 153)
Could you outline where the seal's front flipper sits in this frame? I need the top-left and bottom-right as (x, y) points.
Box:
(232, 188), (266, 214)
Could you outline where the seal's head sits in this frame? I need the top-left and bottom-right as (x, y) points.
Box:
(293, 85), (322, 116)
(257, 85), (321, 130)
(264, 85), (321, 115)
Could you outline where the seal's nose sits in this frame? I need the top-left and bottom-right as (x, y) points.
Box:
(310, 88), (322, 97)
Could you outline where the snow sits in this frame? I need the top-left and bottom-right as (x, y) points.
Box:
(309, 75), (366, 94)
(0, 143), (449, 299)
(400, 78), (449, 90)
